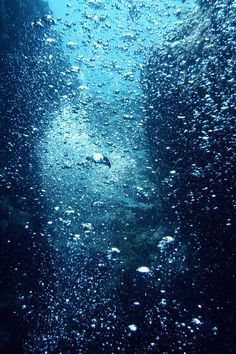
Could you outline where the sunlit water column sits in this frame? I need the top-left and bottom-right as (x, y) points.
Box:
(31, 0), (196, 351)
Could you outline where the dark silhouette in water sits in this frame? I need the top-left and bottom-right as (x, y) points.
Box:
(0, 0), (77, 352)
(143, 0), (236, 352)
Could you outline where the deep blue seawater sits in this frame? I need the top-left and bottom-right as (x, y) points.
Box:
(0, 0), (235, 353)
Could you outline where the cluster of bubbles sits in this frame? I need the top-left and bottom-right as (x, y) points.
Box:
(1, 0), (235, 353)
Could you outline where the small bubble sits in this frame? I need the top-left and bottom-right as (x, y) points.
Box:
(136, 266), (150, 273)
(128, 324), (137, 331)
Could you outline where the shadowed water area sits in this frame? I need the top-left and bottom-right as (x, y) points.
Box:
(0, 0), (235, 353)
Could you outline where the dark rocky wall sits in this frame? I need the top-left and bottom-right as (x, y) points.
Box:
(0, 1), (76, 352)
(0, 0), (77, 212)
(0, 0), (74, 136)
(143, 0), (235, 351)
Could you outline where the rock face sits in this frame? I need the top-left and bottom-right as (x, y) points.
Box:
(0, 1), (76, 352)
(0, 0), (76, 146)
(143, 0), (235, 350)
(144, 0), (235, 236)
(0, 0), (76, 206)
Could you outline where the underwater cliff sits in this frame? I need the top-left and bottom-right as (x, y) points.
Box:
(144, 0), (236, 351)
(0, 0), (76, 352)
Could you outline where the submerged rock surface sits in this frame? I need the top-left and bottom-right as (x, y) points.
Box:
(143, 0), (235, 351)
(0, 1), (77, 352)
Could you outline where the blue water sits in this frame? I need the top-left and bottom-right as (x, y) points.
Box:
(0, 0), (235, 353)
(47, 0), (195, 98)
